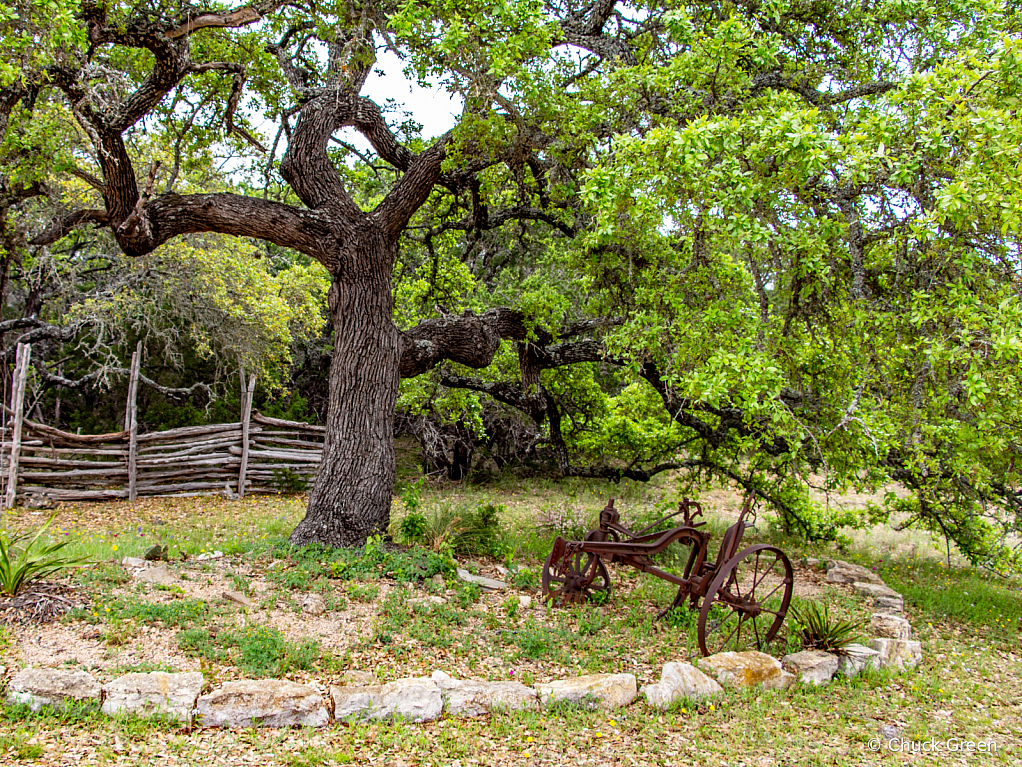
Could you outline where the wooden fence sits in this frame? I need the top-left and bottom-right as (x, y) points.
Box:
(1, 343), (325, 505)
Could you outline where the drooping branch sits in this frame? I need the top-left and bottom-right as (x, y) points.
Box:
(437, 374), (540, 416)
(0, 320), (89, 360)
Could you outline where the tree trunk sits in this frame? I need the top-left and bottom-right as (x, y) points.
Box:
(289, 233), (401, 547)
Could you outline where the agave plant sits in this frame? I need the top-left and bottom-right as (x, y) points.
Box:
(0, 515), (88, 597)
(790, 599), (863, 654)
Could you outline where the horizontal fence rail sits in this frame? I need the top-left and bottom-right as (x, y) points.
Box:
(1, 413), (323, 504)
(1, 346), (324, 505)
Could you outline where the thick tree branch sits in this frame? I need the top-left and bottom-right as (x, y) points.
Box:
(166, 3), (279, 40)
(33, 194), (332, 264)
(280, 91), (365, 219)
(376, 139), (451, 242)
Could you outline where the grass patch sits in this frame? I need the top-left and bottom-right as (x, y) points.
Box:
(266, 539), (454, 589)
(68, 595), (213, 628)
(177, 624), (321, 677)
(0, 728), (43, 760)
(882, 558), (1022, 641)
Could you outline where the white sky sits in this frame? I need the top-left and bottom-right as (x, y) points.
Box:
(362, 49), (462, 140)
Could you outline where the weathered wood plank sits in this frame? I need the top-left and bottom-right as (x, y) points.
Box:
(17, 456), (128, 469)
(228, 446), (322, 462)
(136, 422), (244, 443)
(137, 464), (241, 482)
(251, 412), (326, 433)
(137, 454), (241, 469)
(20, 467), (130, 480)
(4, 344), (31, 508)
(6, 410), (128, 443)
(252, 436), (325, 450)
(238, 371), (256, 498)
(18, 486), (128, 500)
(126, 342), (141, 502)
(134, 480), (240, 493)
(136, 435), (248, 458)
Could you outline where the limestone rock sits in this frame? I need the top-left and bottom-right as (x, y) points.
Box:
(121, 556), (147, 569)
(874, 594), (905, 613)
(836, 644), (881, 677)
(870, 612), (912, 640)
(24, 494), (54, 510)
(193, 551), (224, 561)
(781, 650), (839, 686)
(517, 595), (532, 609)
(536, 673), (637, 710)
(826, 560), (885, 586)
(698, 651), (795, 691)
(6, 668), (101, 711)
(339, 670), (378, 686)
(102, 672), (203, 723)
(134, 565), (180, 587)
(456, 568), (506, 591)
(869, 638), (923, 671)
(302, 593), (327, 616)
(853, 581), (900, 600)
(640, 662), (721, 709)
(197, 679), (330, 728)
(223, 591), (258, 611)
(431, 671), (538, 717)
(330, 677), (442, 722)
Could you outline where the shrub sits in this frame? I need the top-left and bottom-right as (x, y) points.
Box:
(790, 599), (862, 653)
(399, 512), (427, 544)
(455, 502), (505, 557)
(0, 515), (88, 596)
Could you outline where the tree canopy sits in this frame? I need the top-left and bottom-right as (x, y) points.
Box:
(1, 0), (1020, 567)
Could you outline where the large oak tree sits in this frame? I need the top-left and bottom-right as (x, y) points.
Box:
(2, 1), (1021, 564)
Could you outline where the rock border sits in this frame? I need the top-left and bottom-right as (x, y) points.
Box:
(6, 559), (922, 727)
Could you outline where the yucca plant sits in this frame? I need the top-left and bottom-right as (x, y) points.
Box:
(0, 515), (88, 596)
(790, 599), (863, 654)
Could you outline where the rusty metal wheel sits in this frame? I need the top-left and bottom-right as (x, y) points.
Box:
(542, 537), (612, 605)
(697, 544), (793, 656)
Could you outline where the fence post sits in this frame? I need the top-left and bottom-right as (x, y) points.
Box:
(4, 343), (31, 509)
(125, 342), (142, 502)
(237, 370), (256, 498)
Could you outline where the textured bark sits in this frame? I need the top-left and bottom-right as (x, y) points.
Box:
(290, 229), (401, 546)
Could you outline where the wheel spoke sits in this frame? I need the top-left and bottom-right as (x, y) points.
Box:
(757, 580), (787, 605)
(720, 614), (743, 649)
(749, 551), (760, 598)
(750, 553), (780, 593)
(750, 613), (762, 648)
